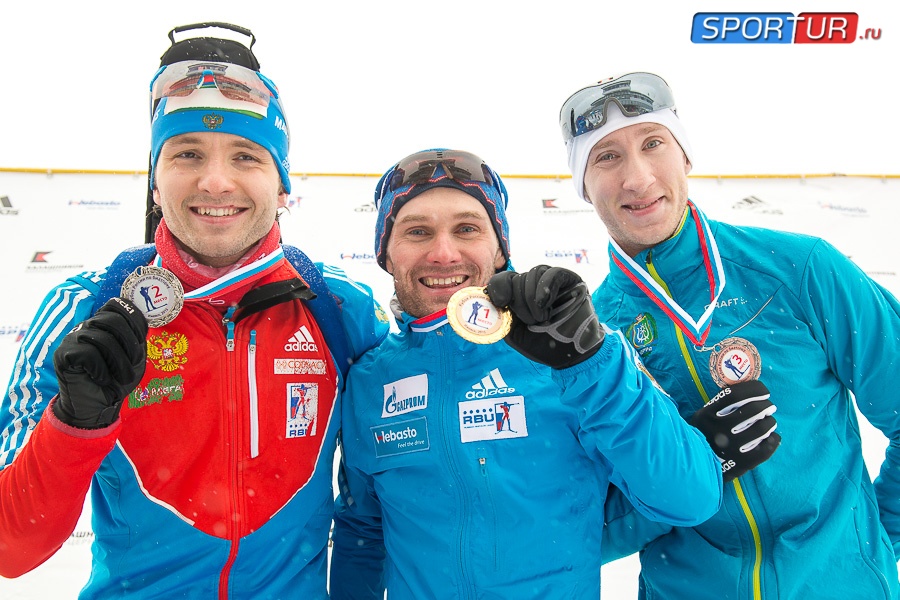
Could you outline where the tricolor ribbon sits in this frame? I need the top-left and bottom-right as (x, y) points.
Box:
(609, 201), (725, 346)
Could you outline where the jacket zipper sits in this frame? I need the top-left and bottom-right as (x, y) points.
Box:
(646, 253), (765, 600)
(248, 330), (259, 459)
(219, 305), (241, 597)
(478, 452), (500, 570)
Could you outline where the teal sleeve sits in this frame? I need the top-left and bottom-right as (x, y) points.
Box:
(601, 483), (673, 564)
(799, 241), (900, 556)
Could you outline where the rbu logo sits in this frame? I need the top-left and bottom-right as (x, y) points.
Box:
(692, 12), (862, 44)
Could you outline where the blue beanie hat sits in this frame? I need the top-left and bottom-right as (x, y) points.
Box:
(150, 61), (291, 193)
(373, 149), (510, 272)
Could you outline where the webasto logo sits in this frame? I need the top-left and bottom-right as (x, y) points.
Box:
(376, 426), (418, 443)
(465, 386), (515, 400)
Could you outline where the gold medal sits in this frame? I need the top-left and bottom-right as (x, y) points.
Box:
(446, 287), (511, 344)
(709, 337), (762, 386)
(120, 266), (184, 328)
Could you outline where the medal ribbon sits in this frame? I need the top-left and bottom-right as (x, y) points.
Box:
(153, 248), (286, 301)
(609, 201), (725, 346)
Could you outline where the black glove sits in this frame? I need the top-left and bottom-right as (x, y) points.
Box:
(690, 379), (781, 483)
(486, 265), (604, 369)
(52, 298), (148, 429)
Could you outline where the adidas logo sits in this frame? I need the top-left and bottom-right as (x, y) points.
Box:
(284, 326), (318, 352)
(466, 368), (515, 399)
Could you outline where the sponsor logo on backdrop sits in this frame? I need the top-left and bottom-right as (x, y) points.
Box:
(545, 249), (590, 264)
(0, 324), (29, 342)
(68, 199), (121, 209)
(818, 201), (868, 217)
(732, 195), (783, 215)
(26, 251), (84, 272)
(541, 198), (594, 215)
(0, 196), (20, 215)
(691, 12), (880, 44)
(354, 202), (376, 212)
(340, 252), (376, 262)
(285, 196), (301, 208)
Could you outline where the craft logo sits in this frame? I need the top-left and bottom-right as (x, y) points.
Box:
(692, 12), (881, 44)
(68, 199), (121, 209)
(0, 196), (19, 215)
(545, 249), (590, 264)
(26, 251), (84, 272)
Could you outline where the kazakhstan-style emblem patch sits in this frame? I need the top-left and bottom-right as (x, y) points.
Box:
(626, 313), (658, 357)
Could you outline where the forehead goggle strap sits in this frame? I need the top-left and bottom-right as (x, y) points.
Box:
(559, 72), (677, 143)
(376, 149), (496, 206)
(150, 60), (279, 117)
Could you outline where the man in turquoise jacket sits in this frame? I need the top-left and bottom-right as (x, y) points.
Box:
(559, 72), (900, 598)
(330, 149), (779, 598)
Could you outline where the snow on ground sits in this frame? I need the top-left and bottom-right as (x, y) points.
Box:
(0, 172), (896, 597)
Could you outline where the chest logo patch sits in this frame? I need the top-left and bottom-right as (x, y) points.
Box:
(147, 331), (189, 372)
(459, 397), (528, 443)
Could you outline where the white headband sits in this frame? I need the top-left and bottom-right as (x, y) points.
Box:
(565, 105), (693, 202)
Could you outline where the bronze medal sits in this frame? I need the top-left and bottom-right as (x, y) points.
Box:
(709, 337), (762, 386)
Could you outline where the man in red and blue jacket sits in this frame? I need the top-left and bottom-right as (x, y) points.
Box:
(0, 48), (387, 599)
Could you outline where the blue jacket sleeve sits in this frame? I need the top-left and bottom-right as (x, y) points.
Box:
(330, 367), (386, 600)
(798, 241), (900, 556)
(554, 328), (723, 527)
(601, 483), (673, 564)
(318, 264), (389, 363)
(1, 273), (101, 468)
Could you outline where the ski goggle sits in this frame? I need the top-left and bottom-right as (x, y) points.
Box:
(150, 60), (277, 116)
(383, 149), (495, 195)
(559, 72), (677, 143)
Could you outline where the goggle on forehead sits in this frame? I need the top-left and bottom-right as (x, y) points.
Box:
(150, 60), (279, 118)
(559, 72), (677, 143)
(378, 150), (495, 206)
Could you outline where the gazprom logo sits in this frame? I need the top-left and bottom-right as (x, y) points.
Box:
(382, 373), (428, 418)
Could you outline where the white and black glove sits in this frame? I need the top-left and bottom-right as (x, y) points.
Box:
(52, 298), (148, 429)
(690, 380), (781, 482)
(486, 265), (604, 369)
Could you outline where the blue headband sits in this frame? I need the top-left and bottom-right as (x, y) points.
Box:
(373, 149), (511, 272)
(149, 62), (291, 193)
